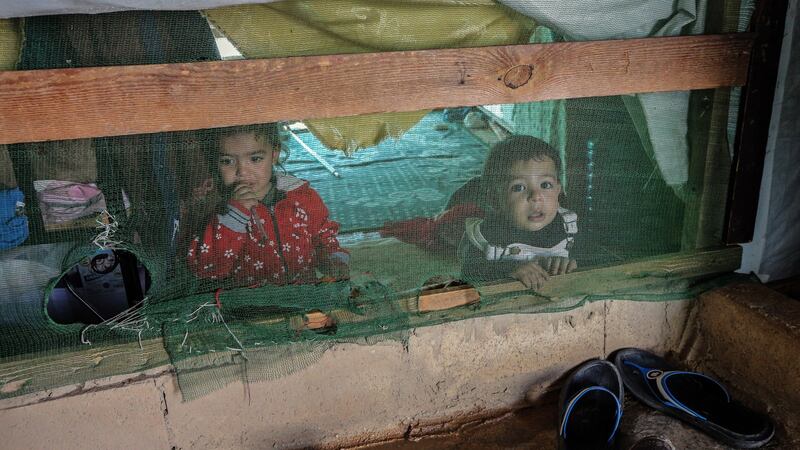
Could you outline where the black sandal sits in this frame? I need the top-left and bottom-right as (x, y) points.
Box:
(614, 348), (774, 449)
(558, 359), (624, 450)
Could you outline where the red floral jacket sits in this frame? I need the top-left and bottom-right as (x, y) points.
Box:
(188, 174), (348, 285)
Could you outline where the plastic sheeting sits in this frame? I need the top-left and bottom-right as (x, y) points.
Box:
(740, 2), (800, 282)
(0, 19), (19, 69)
(498, 0), (707, 41)
(0, 243), (72, 326)
(204, 0), (534, 152)
(0, 1), (279, 19)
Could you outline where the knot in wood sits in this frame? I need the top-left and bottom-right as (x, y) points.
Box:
(503, 64), (533, 89)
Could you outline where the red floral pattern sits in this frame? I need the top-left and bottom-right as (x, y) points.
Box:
(188, 175), (347, 285)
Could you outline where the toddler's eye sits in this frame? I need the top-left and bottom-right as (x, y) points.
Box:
(510, 184), (526, 193)
(218, 156), (234, 166)
(251, 154), (265, 163)
(541, 181), (554, 189)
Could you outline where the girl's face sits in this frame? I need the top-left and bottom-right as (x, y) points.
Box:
(217, 132), (279, 200)
(503, 157), (562, 232)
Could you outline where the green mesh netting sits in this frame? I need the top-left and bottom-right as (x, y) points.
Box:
(0, 1), (753, 400)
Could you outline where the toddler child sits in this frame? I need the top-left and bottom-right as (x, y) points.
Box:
(188, 123), (349, 285)
(460, 135), (577, 290)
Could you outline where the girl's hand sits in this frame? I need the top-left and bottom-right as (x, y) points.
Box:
(230, 183), (260, 209)
(511, 261), (549, 291)
(537, 257), (578, 275)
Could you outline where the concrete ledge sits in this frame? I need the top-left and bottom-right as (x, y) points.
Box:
(14, 280), (795, 449)
(0, 297), (693, 449)
(687, 282), (800, 444)
(0, 380), (171, 449)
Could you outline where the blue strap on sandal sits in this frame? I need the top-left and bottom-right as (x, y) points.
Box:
(560, 386), (623, 443)
(558, 359), (624, 450)
(614, 348), (774, 449)
(623, 361), (731, 421)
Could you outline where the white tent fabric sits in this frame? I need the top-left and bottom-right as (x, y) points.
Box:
(740, 2), (800, 282)
(498, 0), (706, 41)
(0, 1), (279, 19)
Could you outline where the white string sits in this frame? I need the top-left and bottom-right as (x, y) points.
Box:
(212, 309), (245, 352)
(180, 330), (189, 350)
(177, 302), (246, 353)
(92, 210), (123, 250)
(80, 297), (149, 346)
(79, 211), (147, 345)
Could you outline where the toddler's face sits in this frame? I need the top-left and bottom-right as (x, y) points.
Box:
(218, 132), (278, 200)
(503, 157), (561, 232)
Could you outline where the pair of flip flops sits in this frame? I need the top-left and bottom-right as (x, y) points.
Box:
(558, 348), (774, 449)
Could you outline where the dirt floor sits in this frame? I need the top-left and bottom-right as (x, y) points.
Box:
(768, 277), (800, 301)
(350, 395), (559, 450)
(350, 392), (788, 450)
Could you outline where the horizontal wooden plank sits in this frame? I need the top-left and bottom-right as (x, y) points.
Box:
(0, 337), (169, 402)
(479, 246), (743, 299)
(402, 246), (744, 326)
(417, 286), (481, 312)
(0, 34), (753, 145)
(0, 246), (742, 402)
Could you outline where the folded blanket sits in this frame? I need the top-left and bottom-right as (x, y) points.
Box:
(33, 180), (106, 225)
(380, 203), (484, 253)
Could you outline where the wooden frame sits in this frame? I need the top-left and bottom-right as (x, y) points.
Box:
(0, 8), (785, 398)
(0, 33), (752, 145)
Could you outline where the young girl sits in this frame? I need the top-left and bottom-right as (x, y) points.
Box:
(459, 135), (578, 290)
(187, 123), (349, 285)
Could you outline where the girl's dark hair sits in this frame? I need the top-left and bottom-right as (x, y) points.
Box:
(204, 122), (285, 164)
(202, 122), (289, 191)
(199, 122), (288, 216)
(480, 135), (562, 210)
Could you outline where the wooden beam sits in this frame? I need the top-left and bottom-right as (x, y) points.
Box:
(0, 246), (742, 400)
(0, 336), (169, 401)
(682, 0), (742, 250)
(0, 34), (753, 145)
(417, 285), (481, 313)
(476, 245), (742, 299)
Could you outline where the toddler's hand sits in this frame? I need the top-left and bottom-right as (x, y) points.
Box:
(230, 183), (260, 209)
(537, 257), (577, 275)
(512, 261), (550, 291)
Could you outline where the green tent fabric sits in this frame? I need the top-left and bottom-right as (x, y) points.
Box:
(204, 0), (535, 152)
(0, 19), (20, 188)
(0, 18), (19, 70)
(0, 148), (14, 189)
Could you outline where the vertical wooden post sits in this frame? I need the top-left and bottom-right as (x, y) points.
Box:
(724, 0), (791, 243)
(682, 0), (748, 249)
